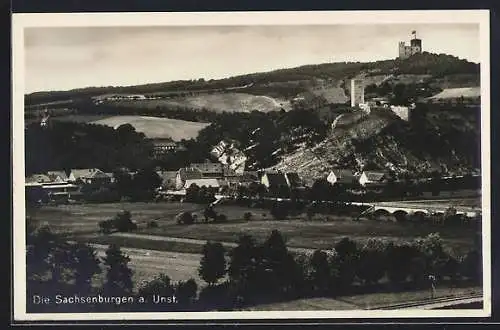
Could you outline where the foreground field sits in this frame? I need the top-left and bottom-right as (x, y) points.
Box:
(29, 201), (479, 255)
(89, 244), (203, 291)
(244, 286), (482, 311)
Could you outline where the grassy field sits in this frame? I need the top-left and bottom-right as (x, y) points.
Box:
(91, 115), (210, 140)
(29, 201), (478, 255)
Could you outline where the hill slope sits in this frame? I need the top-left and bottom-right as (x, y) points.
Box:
(91, 116), (210, 141)
(25, 52), (479, 107)
(107, 92), (291, 113)
(271, 106), (480, 181)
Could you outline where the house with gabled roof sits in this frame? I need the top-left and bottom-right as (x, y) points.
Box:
(189, 162), (224, 178)
(156, 170), (178, 190)
(68, 168), (112, 186)
(327, 169), (360, 186)
(359, 171), (388, 187)
(26, 173), (52, 184)
(284, 172), (304, 188)
(175, 167), (203, 190)
(260, 172), (289, 189)
(184, 178), (221, 190)
(47, 170), (69, 183)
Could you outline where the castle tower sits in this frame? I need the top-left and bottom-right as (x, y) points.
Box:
(398, 31), (422, 59)
(410, 30), (422, 55)
(350, 79), (365, 108)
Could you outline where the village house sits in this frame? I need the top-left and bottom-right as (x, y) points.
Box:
(358, 171), (388, 188)
(68, 168), (113, 186)
(327, 169), (361, 186)
(260, 172), (289, 190)
(189, 162), (225, 178)
(175, 167), (203, 190)
(284, 172), (304, 188)
(150, 139), (186, 159)
(47, 170), (69, 183)
(184, 178), (221, 190)
(156, 170), (178, 190)
(26, 173), (52, 184)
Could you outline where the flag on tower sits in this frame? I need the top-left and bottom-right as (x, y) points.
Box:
(411, 30), (417, 37)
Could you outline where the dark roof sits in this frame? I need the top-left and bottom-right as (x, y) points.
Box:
(364, 171), (387, 182)
(331, 169), (359, 184)
(263, 172), (288, 187)
(178, 168), (203, 180)
(190, 162), (224, 174)
(285, 172), (303, 187)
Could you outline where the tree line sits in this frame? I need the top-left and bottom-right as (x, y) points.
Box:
(27, 220), (482, 313)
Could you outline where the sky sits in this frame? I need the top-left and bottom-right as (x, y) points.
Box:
(24, 23), (480, 94)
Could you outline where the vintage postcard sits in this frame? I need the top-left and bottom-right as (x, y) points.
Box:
(12, 10), (491, 321)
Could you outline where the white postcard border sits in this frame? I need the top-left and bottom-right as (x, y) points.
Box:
(12, 10), (491, 321)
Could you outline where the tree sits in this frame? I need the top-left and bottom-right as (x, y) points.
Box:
(203, 205), (217, 223)
(176, 211), (194, 225)
(310, 179), (333, 202)
(70, 243), (102, 294)
(356, 238), (387, 285)
(111, 210), (137, 232)
(199, 242), (227, 286)
(310, 250), (331, 292)
(228, 234), (258, 283)
(131, 168), (162, 200)
(270, 202), (288, 220)
(460, 249), (482, 283)
(185, 184), (201, 203)
(137, 273), (175, 300)
(259, 230), (297, 294)
(175, 279), (198, 307)
(333, 238), (360, 288)
(102, 244), (134, 296)
(26, 225), (101, 298)
(386, 243), (417, 285)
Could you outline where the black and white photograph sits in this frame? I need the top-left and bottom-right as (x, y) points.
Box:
(12, 10), (491, 321)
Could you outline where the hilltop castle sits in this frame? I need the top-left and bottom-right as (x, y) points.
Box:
(398, 31), (422, 59)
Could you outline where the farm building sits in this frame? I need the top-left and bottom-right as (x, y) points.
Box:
(184, 178), (221, 190)
(26, 173), (52, 184)
(327, 169), (361, 186)
(358, 171), (388, 187)
(68, 168), (113, 186)
(260, 172), (289, 189)
(189, 162), (224, 178)
(176, 167), (203, 190)
(150, 138), (185, 158)
(156, 170), (178, 190)
(284, 172), (304, 188)
(47, 170), (69, 183)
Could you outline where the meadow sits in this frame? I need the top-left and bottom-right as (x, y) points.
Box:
(28, 201), (479, 256)
(91, 115), (210, 140)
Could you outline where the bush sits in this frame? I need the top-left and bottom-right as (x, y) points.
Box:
(112, 210), (137, 232)
(215, 214), (228, 223)
(176, 212), (194, 225)
(270, 203), (288, 220)
(147, 220), (159, 228)
(98, 220), (113, 234)
(243, 212), (253, 221)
